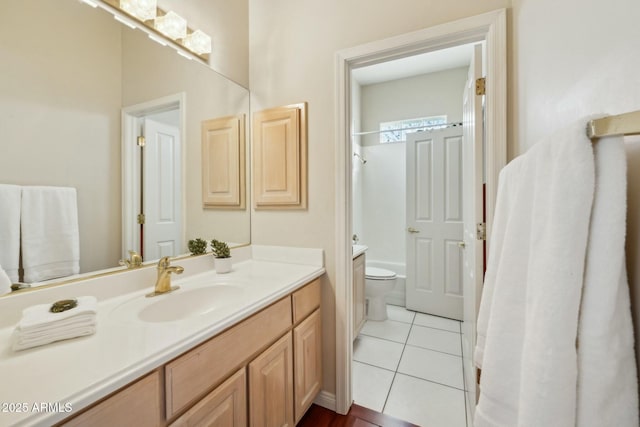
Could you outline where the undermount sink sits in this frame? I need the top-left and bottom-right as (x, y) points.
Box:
(111, 284), (246, 323)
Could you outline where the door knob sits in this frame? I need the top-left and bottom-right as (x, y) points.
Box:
(407, 227), (420, 233)
(458, 241), (466, 249)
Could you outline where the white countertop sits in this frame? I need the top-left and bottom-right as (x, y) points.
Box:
(0, 246), (324, 426)
(352, 244), (368, 259)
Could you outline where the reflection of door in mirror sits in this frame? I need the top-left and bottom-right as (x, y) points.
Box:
(122, 95), (185, 263)
(143, 115), (182, 261)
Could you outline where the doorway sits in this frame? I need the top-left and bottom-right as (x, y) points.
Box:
(334, 8), (507, 421)
(122, 93), (186, 262)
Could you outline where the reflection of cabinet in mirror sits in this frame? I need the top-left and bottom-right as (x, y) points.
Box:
(252, 103), (307, 209)
(353, 253), (366, 337)
(201, 115), (246, 209)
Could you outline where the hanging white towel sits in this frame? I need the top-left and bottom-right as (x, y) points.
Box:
(0, 184), (21, 282)
(576, 136), (639, 426)
(474, 121), (595, 427)
(0, 264), (11, 296)
(21, 186), (80, 283)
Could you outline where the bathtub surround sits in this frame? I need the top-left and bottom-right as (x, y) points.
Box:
(475, 122), (638, 425)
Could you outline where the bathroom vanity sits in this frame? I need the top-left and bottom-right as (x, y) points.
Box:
(352, 245), (368, 337)
(0, 246), (324, 426)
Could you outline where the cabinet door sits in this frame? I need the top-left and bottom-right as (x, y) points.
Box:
(252, 103), (307, 209)
(249, 333), (294, 427)
(293, 309), (322, 423)
(169, 368), (247, 427)
(353, 254), (366, 336)
(62, 371), (162, 427)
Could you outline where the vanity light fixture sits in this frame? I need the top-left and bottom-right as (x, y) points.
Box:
(120, 0), (157, 22)
(176, 50), (193, 60)
(79, 0), (211, 61)
(148, 33), (167, 47)
(80, 0), (98, 8)
(183, 29), (212, 55)
(154, 10), (187, 40)
(113, 14), (137, 29)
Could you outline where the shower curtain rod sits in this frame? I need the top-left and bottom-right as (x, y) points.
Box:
(587, 111), (640, 139)
(352, 121), (463, 137)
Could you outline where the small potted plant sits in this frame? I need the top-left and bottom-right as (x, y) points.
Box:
(211, 239), (232, 273)
(187, 238), (207, 256)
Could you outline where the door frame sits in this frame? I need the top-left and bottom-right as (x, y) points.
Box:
(121, 93), (187, 260)
(333, 9), (506, 414)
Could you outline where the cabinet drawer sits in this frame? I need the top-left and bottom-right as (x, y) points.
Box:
(165, 297), (292, 419)
(61, 371), (162, 427)
(292, 278), (321, 324)
(169, 368), (246, 427)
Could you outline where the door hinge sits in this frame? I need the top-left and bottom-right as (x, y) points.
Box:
(475, 77), (486, 96)
(137, 213), (145, 225)
(476, 222), (486, 240)
(137, 136), (146, 147)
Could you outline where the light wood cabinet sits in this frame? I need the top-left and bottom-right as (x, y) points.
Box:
(252, 103), (307, 209)
(165, 298), (291, 418)
(293, 309), (322, 424)
(249, 333), (294, 427)
(170, 368), (246, 427)
(201, 114), (246, 209)
(61, 371), (162, 427)
(353, 253), (366, 337)
(60, 279), (322, 427)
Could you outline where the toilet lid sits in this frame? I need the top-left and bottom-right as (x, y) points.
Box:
(365, 267), (397, 280)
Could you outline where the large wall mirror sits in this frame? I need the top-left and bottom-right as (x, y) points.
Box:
(0, 0), (250, 290)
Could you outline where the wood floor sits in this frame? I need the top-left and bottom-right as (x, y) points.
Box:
(297, 404), (419, 427)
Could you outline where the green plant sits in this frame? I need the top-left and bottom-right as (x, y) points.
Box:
(187, 238), (207, 256)
(210, 239), (231, 258)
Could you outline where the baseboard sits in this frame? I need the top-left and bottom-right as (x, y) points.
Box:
(313, 390), (336, 411)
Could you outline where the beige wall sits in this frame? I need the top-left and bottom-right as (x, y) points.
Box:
(249, 0), (510, 398)
(0, 0), (122, 274)
(512, 0), (640, 389)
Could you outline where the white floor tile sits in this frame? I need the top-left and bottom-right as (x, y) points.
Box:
(352, 361), (395, 412)
(384, 373), (467, 427)
(408, 324), (462, 356)
(414, 312), (461, 333)
(386, 305), (416, 324)
(398, 345), (464, 390)
(353, 335), (404, 371)
(360, 319), (411, 343)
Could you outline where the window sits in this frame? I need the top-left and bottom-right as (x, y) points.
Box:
(379, 115), (447, 143)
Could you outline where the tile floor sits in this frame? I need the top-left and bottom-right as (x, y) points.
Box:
(353, 304), (469, 426)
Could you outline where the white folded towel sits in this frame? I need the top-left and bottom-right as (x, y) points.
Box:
(13, 296), (97, 351)
(474, 121), (595, 426)
(0, 184), (21, 282)
(0, 264), (11, 296)
(576, 136), (639, 426)
(21, 186), (80, 283)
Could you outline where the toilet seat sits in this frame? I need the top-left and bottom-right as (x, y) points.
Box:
(365, 267), (397, 280)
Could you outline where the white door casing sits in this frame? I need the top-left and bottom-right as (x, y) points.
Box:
(121, 93), (186, 263)
(406, 128), (464, 320)
(143, 118), (182, 261)
(334, 10), (507, 414)
(461, 43), (484, 415)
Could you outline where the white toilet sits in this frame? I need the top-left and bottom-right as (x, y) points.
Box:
(365, 267), (397, 321)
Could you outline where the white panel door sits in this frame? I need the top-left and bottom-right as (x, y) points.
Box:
(143, 118), (182, 261)
(461, 44), (484, 414)
(406, 127), (464, 320)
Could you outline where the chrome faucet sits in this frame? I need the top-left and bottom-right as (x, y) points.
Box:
(146, 256), (184, 297)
